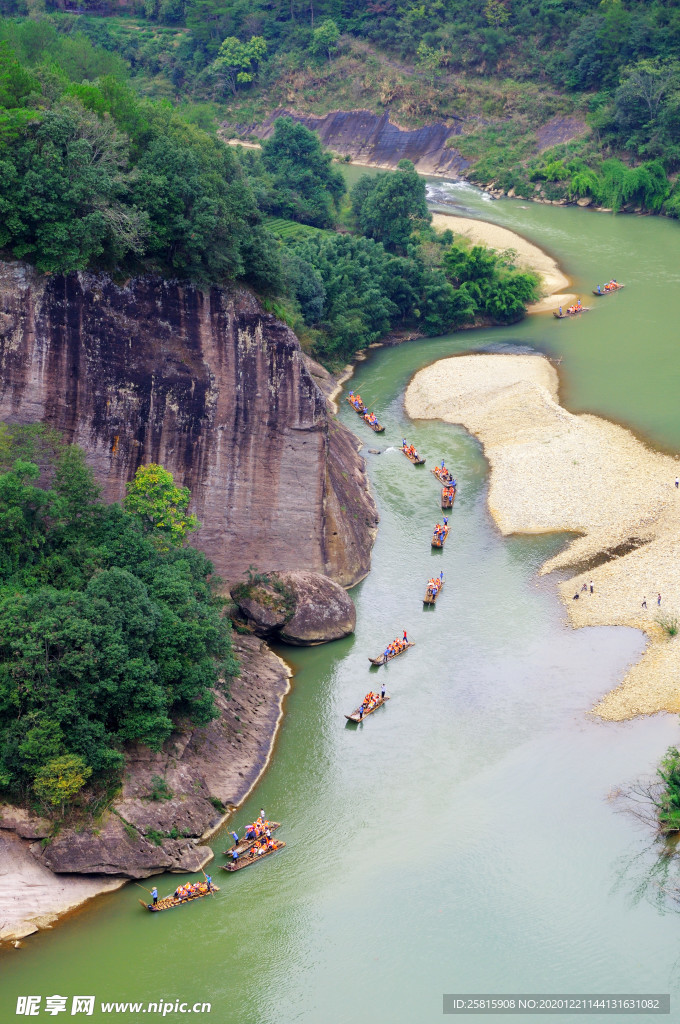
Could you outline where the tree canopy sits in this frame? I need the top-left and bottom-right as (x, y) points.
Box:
(260, 117), (345, 228)
(0, 428), (237, 809)
(351, 161), (431, 253)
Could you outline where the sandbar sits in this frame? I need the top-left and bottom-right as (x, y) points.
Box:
(405, 352), (680, 720)
(430, 213), (576, 312)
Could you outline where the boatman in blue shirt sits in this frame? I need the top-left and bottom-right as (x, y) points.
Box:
(231, 830), (239, 846)
(151, 886), (158, 906)
(232, 849), (239, 863)
(443, 516), (448, 527)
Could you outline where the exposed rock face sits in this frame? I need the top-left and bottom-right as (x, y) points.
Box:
(28, 635), (290, 881)
(0, 805), (51, 840)
(35, 813), (213, 878)
(231, 570), (356, 644)
(225, 109), (470, 177)
(0, 261), (377, 587)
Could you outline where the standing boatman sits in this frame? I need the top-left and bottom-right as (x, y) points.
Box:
(151, 886), (158, 906)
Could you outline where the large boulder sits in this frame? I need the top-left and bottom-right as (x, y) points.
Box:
(231, 570), (355, 645)
(34, 813), (213, 879)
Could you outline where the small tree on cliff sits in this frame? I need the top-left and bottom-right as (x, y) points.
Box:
(124, 464), (199, 548)
(33, 755), (93, 815)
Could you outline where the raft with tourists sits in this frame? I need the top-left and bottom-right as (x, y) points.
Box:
(431, 523), (450, 548)
(139, 878), (219, 912)
(441, 486), (456, 509)
(368, 639), (415, 665)
(553, 302), (590, 319)
(221, 839), (286, 872)
(424, 575), (444, 605)
(345, 693), (390, 723)
(432, 465), (455, 485)
(363, 413), (385, 433)
(401, 440), (425, 465)
(346, 392), (384, 432)
(222, 821), (281, 858)
(592, 281), (624, 296)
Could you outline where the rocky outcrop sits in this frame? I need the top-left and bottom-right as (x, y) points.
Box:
(35, 813), (213, 878)
(27, 635), (290, 881)
(231, 570), (356, 645)
(0, 636), (290, 936)
(0, 261), (377, 587)
(224, 109), (470, 177)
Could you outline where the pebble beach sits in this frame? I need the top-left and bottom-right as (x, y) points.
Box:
(405, 352), (680, 720)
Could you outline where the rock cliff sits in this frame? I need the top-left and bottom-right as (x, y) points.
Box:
(224, 109), (470, 177)
(0, 261), (377, 588)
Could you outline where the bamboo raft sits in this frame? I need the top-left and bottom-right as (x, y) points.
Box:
(221, 841), (286, 872)
(553, 307), (590, 318)
(441, 487), (456, 509)
(222, 822), (280, 858)
(345, 695), (390, 723)
(346, 395), (385, 432)
(431, 467), (454, 485)
(431, 525), (450, 548)
(401, 446), (426, 465)
(592, 283), (624, 296)
(139, 885), (219, 913)
(424, 579), (444, 605)
(368, 641), (415, 665)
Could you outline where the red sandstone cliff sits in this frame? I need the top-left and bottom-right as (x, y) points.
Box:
(0, 262), (377, 587)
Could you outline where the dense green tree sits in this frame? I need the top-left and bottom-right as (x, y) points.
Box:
(351, 161), (431, 253)
(310, 19), (339, 61)
(0, 103), (147, 273)
(124, 463), (199, 547)
(33, 755), (93, 813)
(260, 117), (345, 228)
(0, 433), (237, 808)
(210, 35), (266, 95)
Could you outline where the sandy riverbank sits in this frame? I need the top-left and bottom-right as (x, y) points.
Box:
(224, 139), (571, 313)
(405, 352), (680, 721)
(430, 213), (576, 312)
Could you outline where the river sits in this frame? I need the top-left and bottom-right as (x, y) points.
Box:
(3, 184), (680, 1023)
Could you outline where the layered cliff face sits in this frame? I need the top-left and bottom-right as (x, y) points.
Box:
(225, 109), (470, 177)
(0, 261), (377, 587)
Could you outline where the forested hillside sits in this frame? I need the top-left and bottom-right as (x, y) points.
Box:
(1, 0), (679, 213)
(0, 24), (540, 365)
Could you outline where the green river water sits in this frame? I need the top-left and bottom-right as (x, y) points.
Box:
(3, 182), (680, 1024)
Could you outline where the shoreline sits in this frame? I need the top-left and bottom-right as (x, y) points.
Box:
(224, 139), (572, 314)
(0, 636), (291, 946)
(404, 352), (680, 721)
(429, 211), (576, 313)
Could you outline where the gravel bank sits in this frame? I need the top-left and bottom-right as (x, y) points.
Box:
(405, 352), (680, 720)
